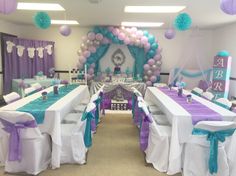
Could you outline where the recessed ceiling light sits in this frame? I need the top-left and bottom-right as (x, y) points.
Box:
(124, 6), (186, 13)
(51, 20), (79, 25)
(121, 22), (164, 27)
(17, 3), (65, 11)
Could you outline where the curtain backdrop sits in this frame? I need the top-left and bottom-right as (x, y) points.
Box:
(127, 46), (145, 78)
(3, 36), (55, 94)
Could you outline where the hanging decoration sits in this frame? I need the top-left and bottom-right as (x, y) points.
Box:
(16, 45), (25, 57)
(6, 41), (15, 53)
(45, 45), (53, 55)
(27, 48), (35, 58)
(220, 0), (236, 15)
(33, 12), (51, 29)
(76, 26), (162, 86)
(174, 13), (192, 31)
(165, 28), (176, 39)
(0, 0), (17, 14)
(59, 25), (72, 36)
(36, 47), (44, 58)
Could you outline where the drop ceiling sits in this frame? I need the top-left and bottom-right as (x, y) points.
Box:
(0, 0), (236, 29)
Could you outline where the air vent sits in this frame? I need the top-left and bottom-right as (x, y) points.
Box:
(88, 0), (102, 4)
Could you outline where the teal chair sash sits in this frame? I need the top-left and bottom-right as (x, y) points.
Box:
(192, 128), (236, 174)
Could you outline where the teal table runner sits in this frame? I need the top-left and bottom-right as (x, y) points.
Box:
(17, 84), (79, 124)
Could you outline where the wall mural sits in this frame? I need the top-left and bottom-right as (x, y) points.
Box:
(76, 26), (162, 86)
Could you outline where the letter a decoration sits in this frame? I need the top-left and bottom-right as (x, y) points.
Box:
(212, 51), (232, 99)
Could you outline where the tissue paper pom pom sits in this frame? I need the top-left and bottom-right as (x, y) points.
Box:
(174, 13), (192, 31)
(217, 50), (230, 57)
(34, 12), (51, 29)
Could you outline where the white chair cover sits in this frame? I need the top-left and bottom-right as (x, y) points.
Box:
(153, 83), (167, 87)
(152, 114), (170, 126)
(202, 91), (215, 101)
(31, 83), (42, 90)
(0, 111), (51, 175)
(148, 105), (162, 114)
(215, 98), (232, 109)
(183, 121), (236, 176)
(3, 92), (20, 104)
(73, 104), (87, 113)
(192, 87), (204, 96)
(24, 87), (36, 95)
(145, 119), (171, 172)
(62, 112), (83, 124)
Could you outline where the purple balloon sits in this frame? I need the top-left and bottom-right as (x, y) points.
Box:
(59, 25), (71, 36)
(150, 76), (157, 83)
(118, 33), (125, 40)
(77, 63), (83, 70)
(79, 56), (86, 64)
(148, 59), (155, 66)
(146, 81), (152, 86)
(220, 0), (236, 15)
(88, 68), (94, 74)
(154, 54), (162, 61)
(102, 37), (109, 44)
(88, 46), (96, 53)
(143, 64), (150, 71)
(90, 63), (96, 68)
(87, 32), (96, 40)
(147, 70), (153, 76)
(0, 0), (17, 14)
(95, 33), (103, 41)
(154, 70), (161, 76)
(83, 50), (91, 58)
(165, 28), (176, 39)
(141, 36), (148, 44)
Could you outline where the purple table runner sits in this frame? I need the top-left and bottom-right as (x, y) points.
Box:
(158, 87), (222, 125)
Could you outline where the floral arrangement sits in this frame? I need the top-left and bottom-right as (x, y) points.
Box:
(41, 91), (47, 96)
(37, 71), (44, 76)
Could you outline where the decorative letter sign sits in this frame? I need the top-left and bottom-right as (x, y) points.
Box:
(212, 51), (232, 99)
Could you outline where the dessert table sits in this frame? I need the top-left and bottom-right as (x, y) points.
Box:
(12, 78), (54, 96)
(0, 84), (90, 169)
(144, 87), (236, 175)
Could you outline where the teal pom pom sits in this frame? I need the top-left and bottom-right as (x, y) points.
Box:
(217, 50), (230, 57)
(174, 13), (192, 31)
(34, 12), (51, 29)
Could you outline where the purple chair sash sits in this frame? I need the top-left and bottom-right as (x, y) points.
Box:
(158, 87), (222, 125)
(139, 110), (153, 151)
(90, 109), (97, 132)
(0, 118), (37, 161)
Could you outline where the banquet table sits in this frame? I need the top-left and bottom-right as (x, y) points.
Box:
(12, 78), (54, 97)
(144, 87), (236, 175)
(0, 84), (90, 169)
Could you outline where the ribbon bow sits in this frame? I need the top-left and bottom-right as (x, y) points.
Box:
(82, 109), (95, 148)
(139, 108), (153, 151)
(192, 128), (236, 174)
(0, 118), (37, 161)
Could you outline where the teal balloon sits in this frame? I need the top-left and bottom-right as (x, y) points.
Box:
(107, 32), (114, 39)
(148, 35), (155, 44)
(93, 27), (100, 33)
(217, 50), (230, 57)
(34, 12), (51, 29)
(151, 43), (158, 50)
(147, 50), (156, 58)
(143, 30), (149, 37)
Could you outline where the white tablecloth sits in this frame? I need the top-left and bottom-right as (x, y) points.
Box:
(0, 85), (90, 169)
(144, 87), (236, 175)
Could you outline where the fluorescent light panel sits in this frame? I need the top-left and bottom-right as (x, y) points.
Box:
(17, 2), (65, 11)
(124, 6), (186, 13)
(121, 22), (164, 27)
(51, 20), (79, 25)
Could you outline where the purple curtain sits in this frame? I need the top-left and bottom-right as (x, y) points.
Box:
(3, 36), (55, 94)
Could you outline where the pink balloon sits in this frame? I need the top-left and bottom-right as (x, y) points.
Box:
(112, 28), (119, 35)
(131, 27), (137, 33)
(88, 46), (96, 53)
(87, 32), (96, 40)
(82, 36), (87, 42)
(141, 36), (148, 44)
(150, 76), (157, 83)
(102, 37), (110, 44)
(96, 33), (103, 41)
(88, 68), (94, 74)
(124, 37), (130, 45)
(83, 50), (91, 58)
(77, 63), (83, 70)
(79, 56), (86, 64)
(90, 63), (96, 68)
(146, 81), (152, 86)
(154, 54), (162, 61)
(157, 47), (163, 53)
(108, 26), (114, 32)
(148, 59), (155, 66)
(144, 43), (151, 50)
(143, 64), (150, 71)
(136, 30), (143, 37)
(154, 70), (160, 76)
(118, 33), (125, 40)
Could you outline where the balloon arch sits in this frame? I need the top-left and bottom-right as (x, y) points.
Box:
(76, 26), (162, 86)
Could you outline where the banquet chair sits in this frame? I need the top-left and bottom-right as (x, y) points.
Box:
(24, 86), (37, 96)
(191, 87), (204, 97)
(0, 111), (51, 175)
(144, 108), (172, 172)
(31, 83), (43, 92)
(152, 114), (170, 126)
(3, 92), (21, 104)
(214, 98), (232, 110)
(202, 91), (215, 101)
(183, 121), (236, 176)
(60, 102), (96, 164)
(62, 112), (83, 124)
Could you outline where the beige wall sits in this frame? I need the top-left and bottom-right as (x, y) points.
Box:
(0, 19), (215, 94)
